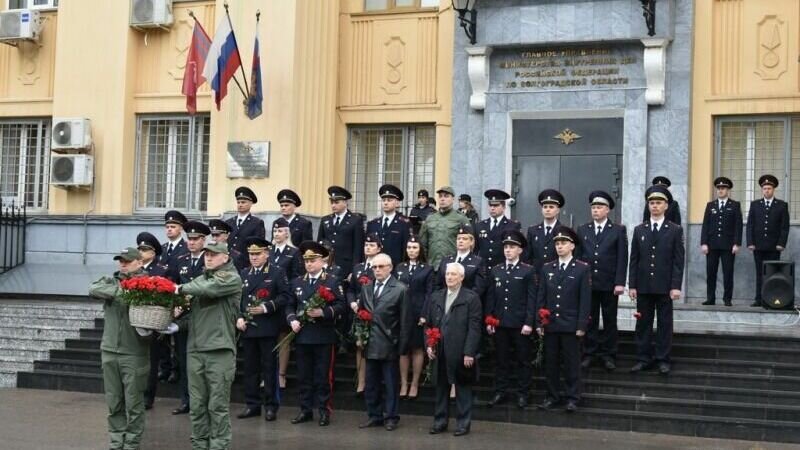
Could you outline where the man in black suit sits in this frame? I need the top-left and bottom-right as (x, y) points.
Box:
(356, 253), (412, 432)
(578, 191), (628, 371)
(317, 186), (365, 278)
(366, 184), (411, 267)
(287, 241), (347, 427)
(629, 186), (685, 375)
(701, 177), (743, 306)
(475, 189), (521, 271)
(235, 237), (291, 422)
(138, 231), (170, 410)
(426, 262), (482, 437)
(484, 230), (536, 409)
(276, 189), (314, 247)
(746, 174), (790, 307)
(535, 226), (591, 413)
(642, 176), (682, 225)
(525, 189), (564, 271)
(226, 186), (266, 269)
(160, 210), (188, 281)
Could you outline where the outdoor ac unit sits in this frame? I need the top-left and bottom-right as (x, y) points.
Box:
(0, 9), (41, 42)
(51, 118), (92, 151)
(50, 154), (93, 187)
(130, 0), (173, 29)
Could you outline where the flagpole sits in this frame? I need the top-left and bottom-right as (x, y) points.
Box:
(189, 9), (247, 99)
(224, 2), (250, 97)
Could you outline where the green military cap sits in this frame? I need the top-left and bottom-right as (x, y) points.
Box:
(113, 247), (141, 262)
(204, 240), (230, 254)
(436, 186), (455, 196)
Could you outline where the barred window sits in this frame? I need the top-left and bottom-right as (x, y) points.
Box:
(348, 125), (436, 218)
(364, 0), (438, 12)
(716, 116), (800, 221)
(0, 119), (50, 210)
(135, 114), (209, 213)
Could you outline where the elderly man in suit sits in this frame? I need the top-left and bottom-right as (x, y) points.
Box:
(356, 253), (412, 432)
(426, 262), (482, 437)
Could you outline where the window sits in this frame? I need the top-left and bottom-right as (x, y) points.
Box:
(135, 114), (210, 213)
(364, 0), (438, 12)
(7, 0), (58, 11)
(348, 125), (435, 218)
(0, 119), (50, 210)
(716, 116), (800, 221)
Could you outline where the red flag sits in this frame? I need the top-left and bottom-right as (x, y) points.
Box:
(182, 21), (212, 115)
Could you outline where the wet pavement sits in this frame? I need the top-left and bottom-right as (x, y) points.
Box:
(0, 388), (793, 450)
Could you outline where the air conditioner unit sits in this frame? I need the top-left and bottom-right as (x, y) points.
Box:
(50, 154), (93, 187)
(19, 0), (58, 11)
(130, 0), (173, 29)
(0, 9), (41, 43)
(51, 118), (92, 151)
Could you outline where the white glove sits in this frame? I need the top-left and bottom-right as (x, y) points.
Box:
(161, 322), (179, 335)
(135, 327), (153, 337)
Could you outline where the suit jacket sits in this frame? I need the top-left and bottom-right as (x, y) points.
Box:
(485, 261), (537, 328)
(435, 252), (486, 298)
(366, 214), (411, 266)
(357, 276), (412, 360)
(424, 288), (482, 385)
(525, 220), (561, 271)
(701, 199), (743, 250)
(535, 258), (591, 333)
(238, 264), (291, 338)
(643, 200), (682, 225)
(286, 273), (346, 345)
(629, 220), (685, 294)
(746, 198), (790, 251)
(275, 215), (314, 248)
(475, 216), (521, 270)
(271, 244), (303, 280)
(395, 261), (434, 320)
(159, 238), (188, 283)
(317, 210), (365, 276)
(577, 221), (628, 292)
(226, 214), (266, 254)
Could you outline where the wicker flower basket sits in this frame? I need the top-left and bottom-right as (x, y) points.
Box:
(129, 305), (172, 330)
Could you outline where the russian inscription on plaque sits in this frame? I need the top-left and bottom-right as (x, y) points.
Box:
(227, 141), (271, 178)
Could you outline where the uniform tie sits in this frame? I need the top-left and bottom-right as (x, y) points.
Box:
(308, 277), (316, 286)
(559, 262), (566, 272)
(596, 225), (602, 236)
(237, 218), (244, 227)
(334, 216), (341, 227)
(457, 256), (463, 263)
(167, 243), (174, 256)
(719, 200), (725, 210)
(545, 225), (552, 236)
(191, 257), (198, 267)
(652, 223), (659, 234)
(491, 218), (497, 230)
(383, 217), (390, 230)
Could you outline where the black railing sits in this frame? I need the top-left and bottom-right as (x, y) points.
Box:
(0, 201), (25, 274)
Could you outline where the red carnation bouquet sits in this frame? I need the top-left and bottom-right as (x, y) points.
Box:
(633, 311), (642, 320)
(244, 288), (270, 327)
(119, 275), (180, 308)
(485, 315), (500, 328)
(425, 327), (442, 349)
(538, 308), (552, 327)
(274, 285), (336, 351)
(358, 275), (371, 286)
(351, 308), (373, 348)
(533, 308), (552, 368)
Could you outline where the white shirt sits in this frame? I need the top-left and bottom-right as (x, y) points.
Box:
(717, 197), (728, 208)
(284, 214), (296, 223)
(763, 197), (773, 207)
(274, 243), (287, 254)
(650, 216), (665, 230)
(543, 219), (558, 228)
(334, 211), (348, 222)
(382, 212), (396, 224)
(505, 258), (519, 269)
(456, 251), (470, 261)
(558, 256), (572, 268)
(237, 213), (250, 222)
(593, 219), (608, 231)
(168, 236), (183, 247)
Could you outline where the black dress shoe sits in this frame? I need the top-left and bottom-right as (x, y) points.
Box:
(517, 395), (529, 409)
(629, 362), (649, 373)
(318, 412), (330, 427)
(167, 372), (178, 384)
(144, 401), (153, 411)
(172, 404), (189, 415)
(603, 359), (617, 371)
(453, 428), (470, 437)
(291, 412), (313, 424)
(701, 300), (715, 306)
(723, 300), (732, 307)
(264, 409), (277, 421)
(565, 401), (578, 413)
(487, 392), (506, 407)
(658, 362), (671, 375)
(751, 301), (762, 307)
(580, 357), (593, 369)
(537, 398), (557, 411)
(359, 418), (384, 428)
(384, 420), (398, 431)
(429, 424), (448, 434)
(237, 407), (260, 419)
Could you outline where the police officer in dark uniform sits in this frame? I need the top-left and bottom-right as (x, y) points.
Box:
(317, 186), (365, 278)
(160, 210), (189, 281)
(235, 237), (291, 422)
(138, 232), (170, 410)
(209, 219), (246, 270)
(287, 241), (347, 426)
(226, 186), (266, 266)
(367, 184), (411, 267)
(701, 177), (743, 306)
(408, 189), (436, 235)
(629, 186), (685, 375)
(275, 189), (314, 247)
(746, 174), (790, 307)
(526, 189), (564, 271)
(171, 220), (211, 414)
(642, 176), (682, 225)
(475, 189), (521, 271)
(271, 218), (303, 280)
(458, 194), (480, 225)
(535, 226), (591, 413)
(435, 224), (486, 298)
(578, 191), (628, 371)
(484, 230), (536, 408)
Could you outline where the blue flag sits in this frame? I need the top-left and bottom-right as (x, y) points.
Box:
(246, 27), (263, 119)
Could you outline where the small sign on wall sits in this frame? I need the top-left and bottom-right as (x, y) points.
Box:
(227, 141), (270, 178)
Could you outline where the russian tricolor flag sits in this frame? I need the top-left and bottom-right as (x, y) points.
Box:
(203, 16), (242, 110)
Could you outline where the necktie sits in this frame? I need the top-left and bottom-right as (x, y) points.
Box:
(766, 201), (771, 209)
(653, 223), (659, 234)
(237, 218), (243, 227)
(309, 277), (316, 286)
(365, 262), (371, 271)
(546, 225), (552, 236)
(167, 243), (174, 256)
(383, 217), (389, 229)
(191, 257), (198, 267)
(334, 216), (341, 227)
(409, 264), (415, 273)
(559, 262), (566, 272)
(506, 264), (512, 271)
(596, 225), (602, 236)
(719, 201), (725, 210)
(491, 218), (497, 230)
(457, 256), (463, 263)
(374, 281), (384, 298)
(274, 248), (281, 258)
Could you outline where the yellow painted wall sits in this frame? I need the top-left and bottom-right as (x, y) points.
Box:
(0, 0), (452, 217)
(690, 0), (800, 222)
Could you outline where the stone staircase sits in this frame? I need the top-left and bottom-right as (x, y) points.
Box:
(16, 308), (800, 444)
(0, 300), (102, 387)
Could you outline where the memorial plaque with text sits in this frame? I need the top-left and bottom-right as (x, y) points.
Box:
(227, 141), (270, 178)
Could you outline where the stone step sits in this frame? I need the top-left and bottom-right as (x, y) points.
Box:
(0, 336), (65, 352)
(0, 325), (81, 341)
(0, 358), (32, 373)
(0, 370), (17, 388)
(0, 347), (50, 361)
(0, 304), (102, 318)
(0, 314), (95, 329)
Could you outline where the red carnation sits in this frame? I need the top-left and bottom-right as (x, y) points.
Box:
(358, 275), (371, 286)
(484, 315), (500, 328)
(318, 286), (335, 303)
(634, 311), (642, 320)
(257, 288), (270, 299)
(538, 308), (552, 326)
(356, 309), (373, 322)
(425, 327), (442, 348)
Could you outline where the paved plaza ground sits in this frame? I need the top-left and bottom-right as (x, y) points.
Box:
(0, 389), (795, 450)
